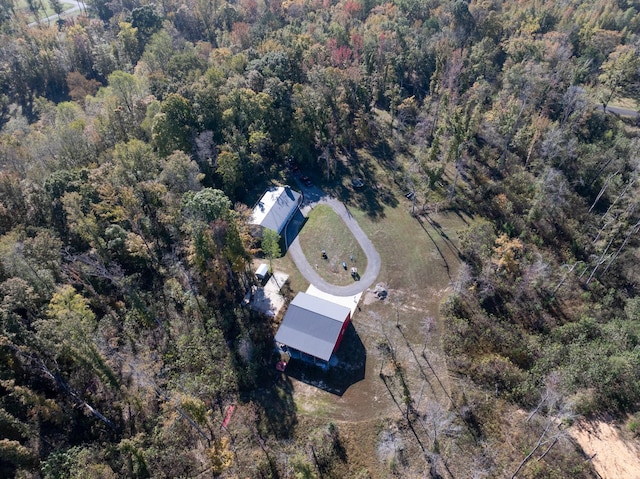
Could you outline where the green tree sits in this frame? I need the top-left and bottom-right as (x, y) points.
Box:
(117, 22), (140, 66)
(152, 94), (196, 157)
(130, 5), (163, 48)
(261, 229), (281, 271)
(159, 150), (204, 195)
(37, 285), (118, 389)
(216, 149), (242, 196)
(182, 188), (232, 223)
(598, 44), (640, 109)
(112, 139), (161, 186)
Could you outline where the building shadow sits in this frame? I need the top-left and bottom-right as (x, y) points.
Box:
(239, 367), (298, 439)
(283, 323), (366, 396)
(283, 207), (307, 251)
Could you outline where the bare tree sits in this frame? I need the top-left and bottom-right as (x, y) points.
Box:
(420, 401), (460, 454)
(511, 374), (574, 478)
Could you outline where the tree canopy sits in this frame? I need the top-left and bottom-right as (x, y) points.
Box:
(2, 0), (640, 477)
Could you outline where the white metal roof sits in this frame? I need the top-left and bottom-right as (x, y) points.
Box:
(250, 186), (301, 234)
(255, 263), (269, 278)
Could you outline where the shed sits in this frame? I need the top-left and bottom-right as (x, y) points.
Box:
(255, 263), (269, 281)
(250, 186), (302, 235)
(275, 292), (351, 364)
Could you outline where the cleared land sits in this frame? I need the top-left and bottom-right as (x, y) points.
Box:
(571, 419), (640, 479)
(297, 204), (368, 286)
(288, 200), (468, 417)
(16, 0), (76, 20)
(271, 155), (616, 477)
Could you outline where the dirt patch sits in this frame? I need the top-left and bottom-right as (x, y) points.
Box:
(570, 419), (640, 479)
(249, 270), (289, 317)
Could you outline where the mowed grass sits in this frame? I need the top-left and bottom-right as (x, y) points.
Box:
(608, 96), (639, 111)
(15, 0), (77, 21)
(297, 204), (368, 286)
(353, 206), (466, 291)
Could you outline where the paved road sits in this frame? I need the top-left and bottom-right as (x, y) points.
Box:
(286, 182), (381, 296)
(28, 0), (87, 27)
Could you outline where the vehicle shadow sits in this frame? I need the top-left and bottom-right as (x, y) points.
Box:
(283, 323), (366, 396)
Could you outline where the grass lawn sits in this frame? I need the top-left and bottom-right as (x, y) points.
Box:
(268, 253), (308, 297)
(608, 96), (639, 110)
(297, 204), (368, 286)
(15, 0), (77, 21)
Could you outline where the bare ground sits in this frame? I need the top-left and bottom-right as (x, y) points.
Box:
(570, 419), (640, 479)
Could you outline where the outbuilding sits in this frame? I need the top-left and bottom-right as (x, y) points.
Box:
(275, 292), (351, 366)
(255, 263), (269, 281)
(249, 186), (302, 235)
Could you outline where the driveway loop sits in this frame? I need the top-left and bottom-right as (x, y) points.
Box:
(288, 185), (381, 296)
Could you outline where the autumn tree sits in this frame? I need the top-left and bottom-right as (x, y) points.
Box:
(598, 44), (640, 109)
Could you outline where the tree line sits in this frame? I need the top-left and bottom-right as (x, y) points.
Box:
(1, 0), (640, 476)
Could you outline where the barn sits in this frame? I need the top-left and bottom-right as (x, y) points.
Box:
(275, 292), (351, 366)
(249, 186), (302, 235)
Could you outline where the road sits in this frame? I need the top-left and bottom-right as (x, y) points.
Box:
(285, 182), (381, 296)
(604, 105), (639, 118)
(28, 0), (87, 27)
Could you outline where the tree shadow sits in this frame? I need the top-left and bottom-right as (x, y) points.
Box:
(422, 213), (462, 258)
(283, 323), (366, 396)
(331, 149), (398, 220)
(238, 352), (298, 440)
(415, 215), (453, 281)
(252, 374), (298, 439)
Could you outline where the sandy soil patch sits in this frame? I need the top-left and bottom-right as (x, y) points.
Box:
(570, 419), (640, 479)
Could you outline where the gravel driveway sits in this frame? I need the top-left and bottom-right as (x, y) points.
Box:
(286, 183), (381, 296)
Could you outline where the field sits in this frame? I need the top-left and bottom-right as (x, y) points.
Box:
(297, 204), (368, 286)
(14, 0), (78, 23)
(272, 159), (479, 475)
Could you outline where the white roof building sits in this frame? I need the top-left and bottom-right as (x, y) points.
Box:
(250, 186), (302, 235)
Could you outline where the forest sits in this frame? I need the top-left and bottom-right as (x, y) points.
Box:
(1, 0), (640, 477)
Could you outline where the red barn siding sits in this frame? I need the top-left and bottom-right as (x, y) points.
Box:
(332, 311), (351, 353)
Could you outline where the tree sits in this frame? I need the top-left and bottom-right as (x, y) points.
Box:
(49, 0), (62, 21)
(182, 188), (232, 223)
(40, 285), (97, 358)
(159, 150), (204, 195)
(261, 229), (281, 271)
(130, 5), (163, 49)
(216, 149), (242, 196)
(112, 139), (161, 186)
(152, 94), (196, 157)
(66, 72), (100, 105)
(598, 44), (640, 109)
(117, 22), (140, 66)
